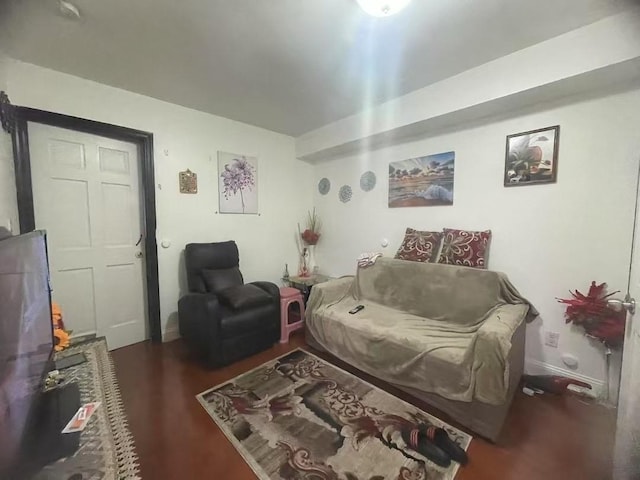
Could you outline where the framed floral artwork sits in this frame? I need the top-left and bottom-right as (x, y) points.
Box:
(218, 151), (258, 214)
(504, 125), (559, 186)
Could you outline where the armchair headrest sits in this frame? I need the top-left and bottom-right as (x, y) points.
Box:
(185, 241), (240, 293)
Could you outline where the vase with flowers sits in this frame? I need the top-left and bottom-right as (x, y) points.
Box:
(557, 281), (626, 404)
(297, 208), (321, 277)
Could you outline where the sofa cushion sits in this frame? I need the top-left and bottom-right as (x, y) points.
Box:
(308, 299), (475, 399)
(438, 228), (491, 269)
(202, 267), (244, 294)
(306, 293), (529, 405)
(218, 284), (272, 310)
(355, 257), (514, 326)
(395, 228), (443, 263)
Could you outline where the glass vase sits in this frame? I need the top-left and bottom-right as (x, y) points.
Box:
(298, 248), (310, 277)
(307, 244), (317, 274)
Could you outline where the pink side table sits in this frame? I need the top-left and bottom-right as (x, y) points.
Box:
(279, 287), (305, 343)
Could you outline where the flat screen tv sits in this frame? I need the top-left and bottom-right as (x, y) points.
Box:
(0, 230), (55, 477)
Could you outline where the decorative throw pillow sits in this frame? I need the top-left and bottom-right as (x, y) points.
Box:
(201, 267), (244, 294)
(438, 228), (491, 269)
(217, 284), (271, 310)
(395, 228), (443, 263)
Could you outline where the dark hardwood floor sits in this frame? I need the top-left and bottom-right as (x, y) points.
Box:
(112, 333), (616, 480)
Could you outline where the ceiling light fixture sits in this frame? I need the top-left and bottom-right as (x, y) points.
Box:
(58, 0), (81, 20)
(356, 0), (412, 17)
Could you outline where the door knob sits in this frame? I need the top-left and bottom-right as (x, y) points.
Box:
(607, 295), (636, 314)
(135, 251), (144, 259)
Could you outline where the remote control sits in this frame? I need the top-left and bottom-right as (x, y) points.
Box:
(349, 305), (365, 314)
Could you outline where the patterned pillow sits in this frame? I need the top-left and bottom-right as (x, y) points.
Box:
(438, 228), (492, 269)
(395, 228), (443, 263)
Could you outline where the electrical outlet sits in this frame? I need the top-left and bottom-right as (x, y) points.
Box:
(545, 331), (560, 348)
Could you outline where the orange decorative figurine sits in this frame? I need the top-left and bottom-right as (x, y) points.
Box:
(51, 302), (71, 351)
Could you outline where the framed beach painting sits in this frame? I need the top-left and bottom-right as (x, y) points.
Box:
(504, 125), (559, 187)
(388, 152), (455, 208)
(218, 151), (258, 214)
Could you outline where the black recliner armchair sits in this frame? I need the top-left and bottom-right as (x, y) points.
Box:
(178, 241), (280, 367)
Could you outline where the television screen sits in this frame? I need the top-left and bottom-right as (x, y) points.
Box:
(0, 231), (54, 475)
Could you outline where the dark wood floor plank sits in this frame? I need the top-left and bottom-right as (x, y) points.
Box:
(112, 333), (615, 480)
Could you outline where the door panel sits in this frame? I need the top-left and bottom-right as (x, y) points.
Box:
(613, 163), (640, 479)
(104, 263), (145, 333)
(49, 138), (86, 170)
(48, 178), (92, 248)
(29, 122), (147, 350)
(614, 322), (640, 478)
(54, 267), (98, 336)
(102, 182), (133, 246)
(99, 146), (130, 174)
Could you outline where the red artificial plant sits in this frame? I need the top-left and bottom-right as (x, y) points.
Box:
(557, 282), (626, 349)
(299, 208), (321, 246)
(301, 229), (320, 245)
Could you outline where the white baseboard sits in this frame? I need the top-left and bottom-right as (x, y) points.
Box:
(524, 358), (605, 399)
(162, 328), (181, 343)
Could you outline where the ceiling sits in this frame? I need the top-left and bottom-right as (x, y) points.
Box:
(0, 0), (633, 136)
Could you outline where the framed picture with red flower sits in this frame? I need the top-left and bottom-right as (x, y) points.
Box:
(504, 125), (559, 187)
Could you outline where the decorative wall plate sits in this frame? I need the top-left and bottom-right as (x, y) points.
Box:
(360, 171), (376, 192)
(339, 185), (352, 203)
(318, 178), (331, 195)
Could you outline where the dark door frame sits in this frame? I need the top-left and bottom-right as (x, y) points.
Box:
(4, 101), (162, 343)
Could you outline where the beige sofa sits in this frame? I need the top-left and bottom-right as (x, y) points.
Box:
(305, 257), (537, 441)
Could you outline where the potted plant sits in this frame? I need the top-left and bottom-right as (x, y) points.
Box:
(297, 208), (321, 276)
(557, 281), (626, 404)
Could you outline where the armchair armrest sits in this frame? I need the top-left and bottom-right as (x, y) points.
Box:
(473, 303), (530, 405)
(307, 276), (354, 312)
(249, 281), (280, 300)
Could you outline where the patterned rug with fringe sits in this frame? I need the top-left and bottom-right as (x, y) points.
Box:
(35, 338), (140, 480)
(198, 349), (471, 480)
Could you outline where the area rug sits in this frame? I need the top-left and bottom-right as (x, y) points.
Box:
(35, 338), (140, 480)
(197, 349), (471, 480)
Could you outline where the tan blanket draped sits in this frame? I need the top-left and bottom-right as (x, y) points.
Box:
(306, 258), (537, 405)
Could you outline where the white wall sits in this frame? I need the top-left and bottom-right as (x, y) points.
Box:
(5, 59), (313, 339)
(0, 54), (18, 234)
(312, 88), (640, 385)
(4, 57), (638, 386)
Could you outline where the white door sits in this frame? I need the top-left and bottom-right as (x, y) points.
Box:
(613, 172), (640, 478)
(28, 122), (147, 350)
